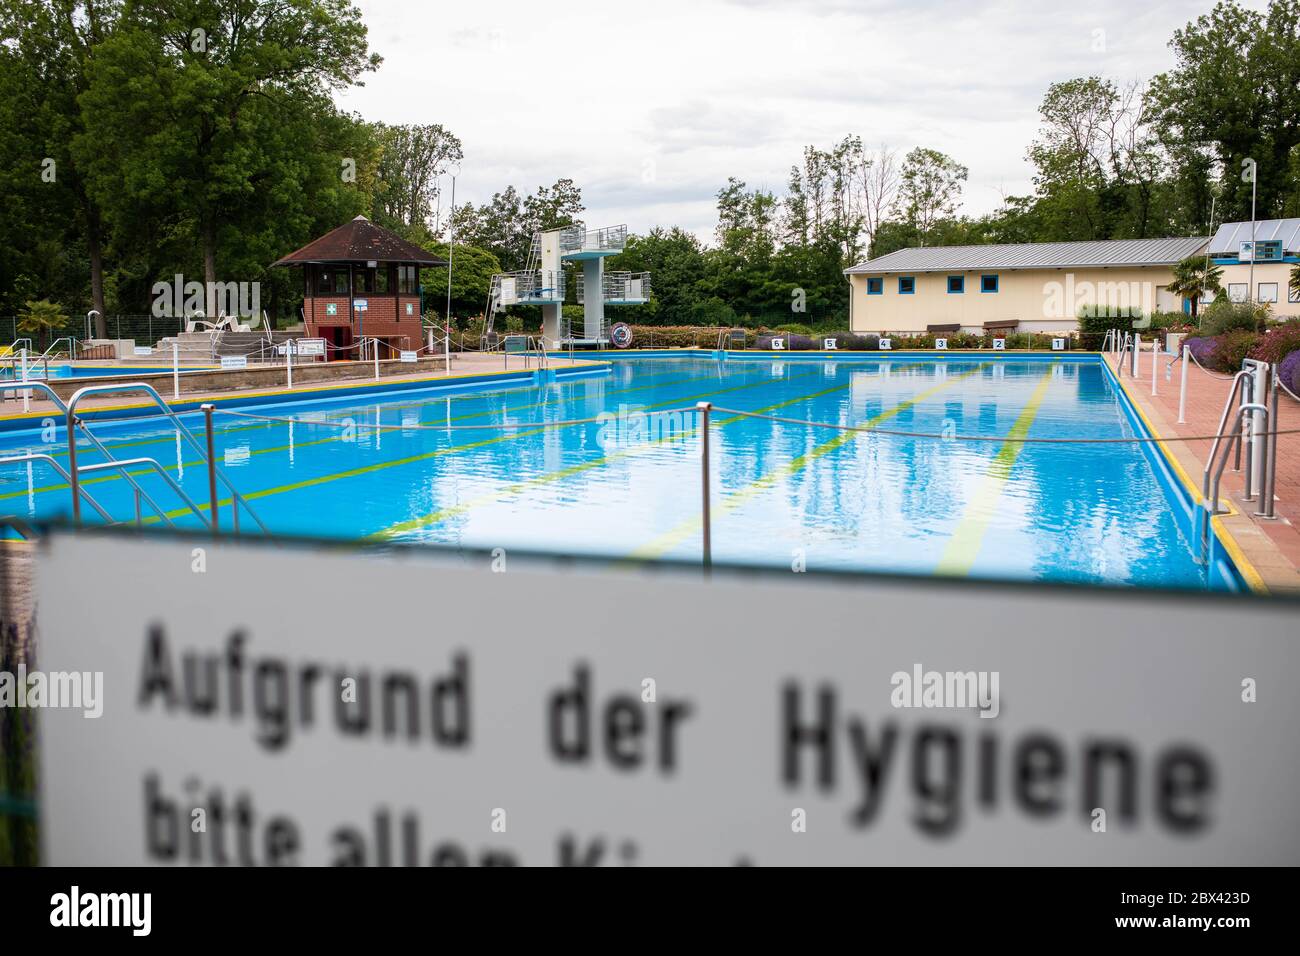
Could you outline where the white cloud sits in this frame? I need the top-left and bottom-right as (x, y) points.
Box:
(337, 0), (1254, 243)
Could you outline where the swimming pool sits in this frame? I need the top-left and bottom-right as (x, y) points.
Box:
(2, 364), (186, 379)
(0, 355), (1245, 589)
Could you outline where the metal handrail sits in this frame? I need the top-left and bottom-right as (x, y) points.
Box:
(63, 382), (270, 535)
(1199, 403), (1270, 561)
(3, 379), (177, 524)
(75, 457), (212, 530)
(0, 453), (116, 524)
(1115, 332), (1132, 376)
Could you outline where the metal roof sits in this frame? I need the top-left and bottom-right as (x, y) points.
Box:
(1207, 218), (1300, 256)
(272, 216), (448, 267)
(844, 236), (1207, 274)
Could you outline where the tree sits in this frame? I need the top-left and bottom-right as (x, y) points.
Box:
(77, 0), (379, 316)
(1290, 263), (1300, 299)
(17, 298), (67, 349)
(1166, 255), (1224, 321)
(424, 241), (501, 319)
(0, 0), (125, 335)
(450, 178), (584, 271)
(372, 123), (462, 233)
(857, 144), (898, 258)
(895, 148), (968, 245)
(1150, 0), (1300, 222)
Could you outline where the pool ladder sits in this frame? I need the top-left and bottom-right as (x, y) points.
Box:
(0, 380), (269, 535)
(1196, 361), (1280, 564)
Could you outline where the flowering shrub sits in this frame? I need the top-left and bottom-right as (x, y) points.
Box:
(1278, 349), (1300, 395)
(1247, 321), (1300, 365)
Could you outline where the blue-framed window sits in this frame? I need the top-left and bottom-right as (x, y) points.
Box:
(898, 276), (915, 295)
(866, 277), (883, 295)
(947, 275), (964, 294)
(980, 274), (999, 293)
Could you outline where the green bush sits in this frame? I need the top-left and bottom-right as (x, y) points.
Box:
(1077, 303), (1143, 337)
(1201, 300), (1266, 336)
(774, 322), (815, 335)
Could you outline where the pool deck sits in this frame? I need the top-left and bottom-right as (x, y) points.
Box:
(1116, 352), (1300, 593)
(0, 352), (608, 425)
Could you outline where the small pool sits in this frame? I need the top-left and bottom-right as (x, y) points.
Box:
(2, 364), (186, 379)
(0, 355), (1247, 590)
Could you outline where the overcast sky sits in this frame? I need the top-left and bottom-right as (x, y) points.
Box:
(337, 0), (1256, 243)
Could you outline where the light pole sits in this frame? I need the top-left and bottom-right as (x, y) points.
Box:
(444, 162), (460, 374)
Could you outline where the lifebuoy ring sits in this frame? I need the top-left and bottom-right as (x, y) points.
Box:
(610, 323), (633, 348)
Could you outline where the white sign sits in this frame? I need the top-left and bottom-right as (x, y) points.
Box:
(35, 532), (1300, 866)
(934, 338), (948, 350)
(297, 339), (325, 357)
(498, 277), (517, 306)
(878, 338), (892, 350)
(823, 338), (838, 351)
(1238, 241), (1255, 262)
(771, 337), (786, 351)
(134, 346), (153, 356)
(992, 338), (1006, 351)
(220, 355), (247, 370)
(1052, 337), (1067, 351)
(400, 350), (418, 363)
(354, 299), (368, 312)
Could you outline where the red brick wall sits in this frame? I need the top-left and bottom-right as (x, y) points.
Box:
(304, 295), (422, 347)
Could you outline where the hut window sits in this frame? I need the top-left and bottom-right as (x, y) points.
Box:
(397, 265), (418, 294)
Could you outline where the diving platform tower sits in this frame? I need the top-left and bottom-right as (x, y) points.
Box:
(488, 222), (650, 347)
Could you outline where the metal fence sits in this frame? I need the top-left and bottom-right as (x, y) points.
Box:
(0, 314), (196, 350)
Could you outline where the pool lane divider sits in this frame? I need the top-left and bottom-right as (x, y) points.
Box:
(628, 363), (993, 561)
(141, 367), (840, 526)
(0, 360), (613, 434)
(369, 376), (860, 540)
(934, 364), (1055, 577)
(0, 368), (730, 503)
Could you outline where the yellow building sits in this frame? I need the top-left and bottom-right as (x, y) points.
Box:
(1206, 218), (1300, 319)
(844, 236), (1208, 335)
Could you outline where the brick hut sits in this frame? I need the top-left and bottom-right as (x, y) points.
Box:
(272, 215), (447, 360)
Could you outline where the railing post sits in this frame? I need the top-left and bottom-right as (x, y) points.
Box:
(373, 339), (380, 381)
(286, 339), (293, 390)
(1260, 365), (1279, 519)
(1132, 333), (1140, 378)
(1178, 345), (1188, 423)
(697, 401), (712, 576)
(66, 405), (80, 525)
(203, 403), (219, 533)
(172, 342), (180, 400)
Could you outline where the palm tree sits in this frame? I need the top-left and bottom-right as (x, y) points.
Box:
(1291, 264), (1299, 303)
(17, 299), (68, 351)
(1167, 255), (1224, 324)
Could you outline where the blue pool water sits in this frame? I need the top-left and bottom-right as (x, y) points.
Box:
(0, 356), (1221, 588)
(2, 365), (183, 379)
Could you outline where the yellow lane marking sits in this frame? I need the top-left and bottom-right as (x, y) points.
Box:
(143, 368), (832, 525)
(370, 377), (857, 540)
(0, 369), (712, 501)
(934, 364), (1055, 576)
(629, 363), (992, 560)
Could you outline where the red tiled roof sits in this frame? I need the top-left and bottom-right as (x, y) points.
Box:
(272, 216), (448, 266)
